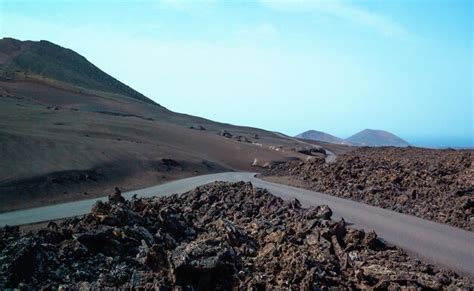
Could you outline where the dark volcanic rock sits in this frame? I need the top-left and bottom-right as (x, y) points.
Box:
(218, 130), (233, 138)
(263, 147), (474, 231)
(189, 125), (205, 130)
(171, 239), (237, 289)
(233, 135), (251, 143)
(108, 186), (125, 203)
(0, 182), (472, 289)
(297, 146), (327, 156)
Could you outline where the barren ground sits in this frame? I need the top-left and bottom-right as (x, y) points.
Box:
(1, 79), (329, 212)
(261, 147), (474, 231)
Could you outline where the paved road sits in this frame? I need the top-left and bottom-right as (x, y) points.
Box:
(1, 172), (473, 278)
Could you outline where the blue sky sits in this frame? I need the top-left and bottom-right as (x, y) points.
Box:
(1, 0), (472, 147)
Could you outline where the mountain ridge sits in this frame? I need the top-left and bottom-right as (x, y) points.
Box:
(296, 128), (410, 147)
(296, 130), (348, 145)
(0, 37), (156, 105)
(346, 129), (410, 147)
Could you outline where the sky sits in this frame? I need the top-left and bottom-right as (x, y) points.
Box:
(1, 0), (473, 147)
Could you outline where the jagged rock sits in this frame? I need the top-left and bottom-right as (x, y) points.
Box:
(285, 198), (301, 209)
(171, 239), (237, 289)
(363, 231), (385, 250)
(0, 182), (472, 289)
(297, 146), (327, 156)
(0, 237), (39, 286)
(262, 147), (474, 231)
(108, 187), (125, 203)
(218, 130), (232, 138)
(233, 135), (250, 143)
(189, 125), (205, 130)
(305, 205), (333, 220)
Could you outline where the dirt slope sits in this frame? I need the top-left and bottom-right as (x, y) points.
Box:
(0, 95), (311, 211)
(0, 38), (316, 212)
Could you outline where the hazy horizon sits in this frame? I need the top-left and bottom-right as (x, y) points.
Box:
(297, 129), (473, 149)
(1, 0), (472, 147)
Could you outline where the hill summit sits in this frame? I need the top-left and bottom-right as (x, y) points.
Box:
(295, 128), (410, 147)
(346, 129), (410, 147)
(0, 37), (155, 105)
(296, 130), (347, 144)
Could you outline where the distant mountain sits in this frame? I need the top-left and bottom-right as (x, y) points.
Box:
(296, 128), (410, 147)
(346, 129), (410, 147)
(296, 130), (348, 145)
(0, 37), (155, 105)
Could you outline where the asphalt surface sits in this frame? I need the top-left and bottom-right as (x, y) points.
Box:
(1, 172), (473, 278)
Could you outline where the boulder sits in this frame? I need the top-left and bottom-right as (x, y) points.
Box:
(219, 130), (233, 138)
(108, 187), (125, 203)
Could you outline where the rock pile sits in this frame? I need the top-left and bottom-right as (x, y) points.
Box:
(189, 125), (206, 130)
(218, 130), (252, 143)
(294, 146), (327, 156)
(108, 187), (125, 203)
(233, 135), (251, 143)
(218, 130), (233, 138)
(1, 182), (472, 289)
(262, 147), (474, 231)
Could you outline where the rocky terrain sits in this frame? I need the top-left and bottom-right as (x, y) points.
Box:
(1, 182), (472, 289)
(262, 147), (474, 231)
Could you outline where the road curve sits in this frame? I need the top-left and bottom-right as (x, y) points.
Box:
(0, 172), (473, 278)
